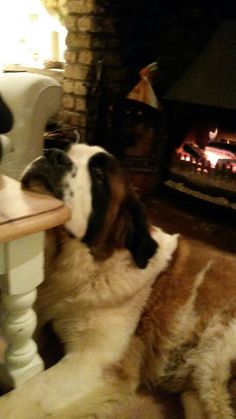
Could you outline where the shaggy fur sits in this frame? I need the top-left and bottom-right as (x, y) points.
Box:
(0, 144), (236, 419)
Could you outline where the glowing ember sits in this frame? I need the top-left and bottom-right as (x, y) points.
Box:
(177, 143), (236, 173)
(204, 147), (236, 172)
(209, 128), (218, 140)
(180, 155), (191, 161)
(204, 147), (225, 166)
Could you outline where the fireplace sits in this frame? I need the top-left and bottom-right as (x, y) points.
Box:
(162, 19), (236, 211)
(46, 1), (236, 213)
(164, 104), (236, 210)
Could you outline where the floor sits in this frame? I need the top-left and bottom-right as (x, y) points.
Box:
(145, 192), (236, 254)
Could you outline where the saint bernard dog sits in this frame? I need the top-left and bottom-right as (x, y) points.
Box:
(0, 143), (236, 419)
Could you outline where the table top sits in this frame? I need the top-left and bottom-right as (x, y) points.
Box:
(0, 175), (71, 243)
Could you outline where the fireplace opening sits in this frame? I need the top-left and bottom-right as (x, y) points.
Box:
(60, 1), (236, 215)
(162, 19), (236, 212)
(164, 103), (236, 210)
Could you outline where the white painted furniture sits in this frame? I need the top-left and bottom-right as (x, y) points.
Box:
(0, 72), (62, 180)
(0, 175), (70, 388)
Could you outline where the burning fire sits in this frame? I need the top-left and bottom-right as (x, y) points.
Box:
(176, 128), (236, 173)
(209, 127), (218, 140)
(204, 147), (236, 170)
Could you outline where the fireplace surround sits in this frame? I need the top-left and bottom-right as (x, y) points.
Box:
(162, 19), (236, 211)
(163, 102), (236, 211)
(100, 17), (236, 213)
(44, 1), (236, 213)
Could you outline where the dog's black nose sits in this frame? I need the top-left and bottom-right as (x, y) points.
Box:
(43, 148), (72, 167)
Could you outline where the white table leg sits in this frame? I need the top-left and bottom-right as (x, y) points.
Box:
(0, 232), (45, 387)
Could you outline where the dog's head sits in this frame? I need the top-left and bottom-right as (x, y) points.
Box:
(22, 144), (157, 268)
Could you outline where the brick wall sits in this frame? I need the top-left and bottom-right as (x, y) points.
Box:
(60, 0), (235, 143)
(61, 0), (127, 142)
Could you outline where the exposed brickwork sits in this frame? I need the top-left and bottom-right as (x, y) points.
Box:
(60, 0), (231, 143)
(67, 0), (95, 14)
(63, 94), (75, 109)
(61, 0), (126, 142)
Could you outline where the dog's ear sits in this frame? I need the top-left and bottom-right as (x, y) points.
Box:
(82, 152), (158, 268)
(125, 195), (158, 269)
(89, 192), (158, 269)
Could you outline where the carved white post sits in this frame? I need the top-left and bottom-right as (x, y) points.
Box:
(0, 232), (45, 387)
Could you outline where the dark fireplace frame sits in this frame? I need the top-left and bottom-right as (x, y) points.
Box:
(162, 100), (236, 212)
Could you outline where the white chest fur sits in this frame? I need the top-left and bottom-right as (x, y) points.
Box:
(39, 227), (179, 360)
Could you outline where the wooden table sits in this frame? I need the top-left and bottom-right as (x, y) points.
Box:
(0, 175), (70, 387)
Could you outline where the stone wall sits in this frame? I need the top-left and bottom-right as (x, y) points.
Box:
(61, 0), (127, 142)
(60, 0), (235, 143)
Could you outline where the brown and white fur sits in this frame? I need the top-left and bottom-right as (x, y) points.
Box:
(0, 143), (236, 419)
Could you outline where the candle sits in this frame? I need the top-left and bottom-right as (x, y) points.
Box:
(51, 31), (60, 62)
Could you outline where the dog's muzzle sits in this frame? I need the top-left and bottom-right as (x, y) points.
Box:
(21, 148), (73, 199)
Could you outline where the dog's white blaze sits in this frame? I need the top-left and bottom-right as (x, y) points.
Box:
(166, 261), (213, 348)
(63, 144), (107, 239)
(68, 143), (106, 164)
